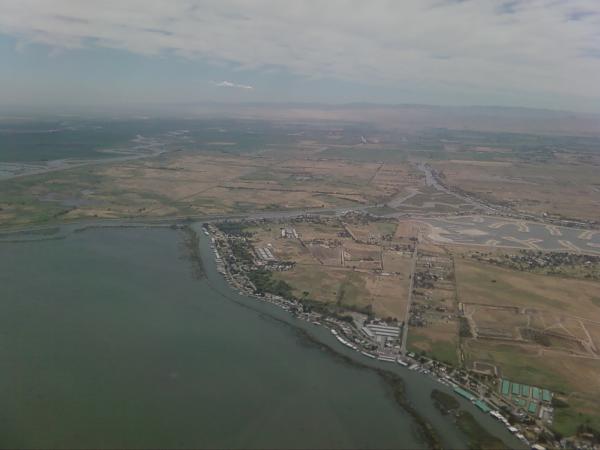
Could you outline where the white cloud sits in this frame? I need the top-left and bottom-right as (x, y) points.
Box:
(0, 1), (599, 108)
(214, 80), (253, 90)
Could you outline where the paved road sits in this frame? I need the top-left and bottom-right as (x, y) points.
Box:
(400, 241), (418, 355)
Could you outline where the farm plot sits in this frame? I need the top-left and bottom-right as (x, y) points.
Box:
(455, 258), (600, 434)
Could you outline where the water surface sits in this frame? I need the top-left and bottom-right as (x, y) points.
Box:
(0, 227), (427, 449)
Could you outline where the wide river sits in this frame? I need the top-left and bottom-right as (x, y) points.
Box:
(0, 225), (523, 449)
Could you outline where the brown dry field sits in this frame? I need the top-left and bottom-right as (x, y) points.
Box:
(344, 221), (398, 242)
(274, 265), (370, 311)
(307, 243), (342, 266)
(295, 221), (347, 241)
(528, 313), (592, 343)
(343, 242), (381, 261)
(394, 220), (421, 240)
(274, 159), (381, 180)
(465, 305), (527, 340)
(408, 320), (459, 365)
(455, 258), (600, 430)
(200, 186), (331, 210)
(410, 321), (459, 348)
(424, 286), (456, 306)
(455, 259), (600, 318)
(463, 339), (600, 396)
(433, 161), (600, 221)
(365, 274), (410, 319)
(262, 220), (410, 317)
(230, 158), (386, 203)
(370, 164), (420, 197)
(382, 250), (412, 273)
(414, 242), (437, 254)
(348, 260), (382, 271)
(275, 263), (410, 319)
(0, 152), (422, 228)
(99, 154), (266, 204)
(456, 259), (600, 355)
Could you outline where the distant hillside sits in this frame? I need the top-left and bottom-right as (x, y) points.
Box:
(180, 102), (600, 137)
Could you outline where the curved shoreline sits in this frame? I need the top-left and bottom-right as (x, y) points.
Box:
(192, 228), (443, 449)
(0, 219), (525, 449)
(192, 224), (523, 449)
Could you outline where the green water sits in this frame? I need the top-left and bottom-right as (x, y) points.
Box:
(0, 226), (522, 449)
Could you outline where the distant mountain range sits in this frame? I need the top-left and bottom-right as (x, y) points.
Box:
(2, 102), (599, 136)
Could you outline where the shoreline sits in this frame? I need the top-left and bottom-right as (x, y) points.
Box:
(0, 217), (524, 449)
(198, 222), (528, 449)
(193, 224), (445, 449)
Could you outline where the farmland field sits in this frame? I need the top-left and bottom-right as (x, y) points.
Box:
(454, 259), (600, 433)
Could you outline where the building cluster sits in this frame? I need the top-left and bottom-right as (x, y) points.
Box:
(499, 379), (554, 424)
(207, 217), (574, 450)
(255, 246), (276, 261)
(361, 321), (401, 349)
(280, 227), (299, 239)
(409, 253), (455, 328)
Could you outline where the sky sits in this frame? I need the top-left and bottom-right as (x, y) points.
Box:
(0, 0), (599, 113)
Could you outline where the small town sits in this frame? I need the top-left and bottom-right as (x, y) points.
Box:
(201, 214), (578, 450)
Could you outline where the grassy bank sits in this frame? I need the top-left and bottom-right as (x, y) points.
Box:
(456, 410), (508, 450)
(430, 389), (459, 414)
